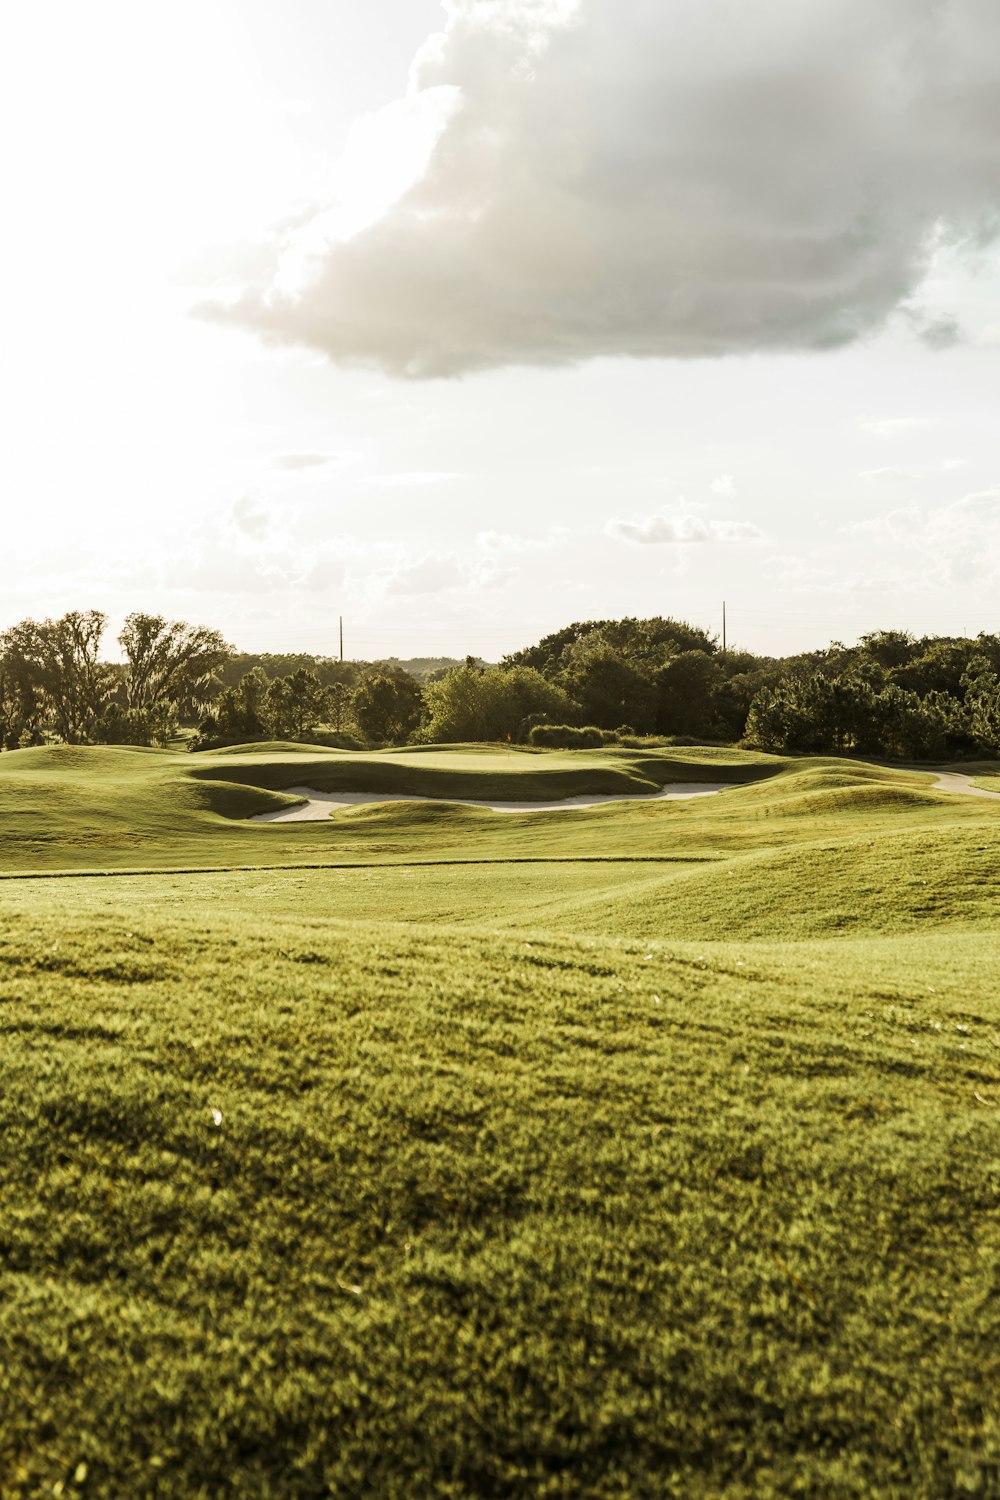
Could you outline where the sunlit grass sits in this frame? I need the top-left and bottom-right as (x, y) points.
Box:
(0, 743), (998, 1496)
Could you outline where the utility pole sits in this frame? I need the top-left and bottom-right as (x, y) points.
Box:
(339, 616), (344, 663)
(722, 601), (727, 655)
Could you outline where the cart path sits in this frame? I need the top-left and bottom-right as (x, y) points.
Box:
(929, 771), (1000, 801)
(250, 783), (732, 823)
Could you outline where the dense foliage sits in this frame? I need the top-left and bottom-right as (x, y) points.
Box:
(3, 609), (1000, 757)
(0, 612), (232, 750)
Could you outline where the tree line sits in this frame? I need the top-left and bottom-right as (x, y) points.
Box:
(2, 610), (999, 759)
(0, 611), (230, 750)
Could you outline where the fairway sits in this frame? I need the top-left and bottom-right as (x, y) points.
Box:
(1, 744), (999, 1498)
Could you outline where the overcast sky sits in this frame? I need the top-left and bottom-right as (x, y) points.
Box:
(3, 0), (999, 660)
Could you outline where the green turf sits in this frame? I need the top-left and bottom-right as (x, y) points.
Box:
(0, 743), (998, 1497)
(0, 741), (780, 874)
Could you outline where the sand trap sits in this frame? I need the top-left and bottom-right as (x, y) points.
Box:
(250, 783), (732, 823)
(930, 771), (1000, 801)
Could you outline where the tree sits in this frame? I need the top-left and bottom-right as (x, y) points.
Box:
(93, 699), (179, 748)
(856, 630), (918, 675)
(1, 612), (113, 744)
(119, 614), (232, 718)
(353, 671), (424, 743)
(327, 681), (353, 733)
(197, 667), (270, 747)
(560, 639), (656, 732)
(421, 664), (577, 742)
(263, 669), (328, 740)
(504, 616), (716, 675)
(713, 662), (781, 742)
(654, 651), (724, 737)
(0, 630), (45, 748)
(961, 658), (1000, 753)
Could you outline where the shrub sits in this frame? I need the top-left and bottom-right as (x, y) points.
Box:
(529, 723), (618, 749)
(422, 665), (578, 743)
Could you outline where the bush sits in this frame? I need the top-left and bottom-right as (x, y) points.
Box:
(308, 730), (365, 750)
(422, 665), (579, 743)
(529, 723), (618, 749)
(93, 701), (178, 748)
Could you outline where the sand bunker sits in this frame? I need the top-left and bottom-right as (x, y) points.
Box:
(250, 783), (732, 823)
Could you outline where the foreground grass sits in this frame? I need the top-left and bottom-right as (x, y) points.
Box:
(1, 904), (999, 1498)
(1, 744), (999, 1496)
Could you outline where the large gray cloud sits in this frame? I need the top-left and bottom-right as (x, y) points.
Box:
(205, 0), (1000, 377)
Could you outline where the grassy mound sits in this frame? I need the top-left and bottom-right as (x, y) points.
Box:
(1, 744), (999, 1495)
(0, 742), (779, 875)
(1, 907), (998, 1499)
(187, 745), (760, 801)
(201, 739), (347, 757)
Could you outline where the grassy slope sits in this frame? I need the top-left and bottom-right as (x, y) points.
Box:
(0, 744), (999, 1497)
(0, 742), (780, 874)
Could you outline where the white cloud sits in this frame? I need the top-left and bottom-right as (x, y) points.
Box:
(476, 529), (553, 553)
(367, 470), (466, 489)
(230, 494), (274, 540)
(858, 416), (935, 437)
(859, 467), (922, 482)
(606, 512), (762, 545)
(709, 475), (737, 498)
(272, 84), (463, 284)
(924, 488), (1000, 585)
(299, 553), (348, 593)
(382, 551), (512, 595)
(270, 452), (359, 471)
(849, 486), (1000, 588)
(385, 554), (467, 594)
(204, 0), (1000, 377)
(160, 499), (361, 597)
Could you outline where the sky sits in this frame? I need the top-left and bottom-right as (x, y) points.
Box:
(2, 0), (999, 662)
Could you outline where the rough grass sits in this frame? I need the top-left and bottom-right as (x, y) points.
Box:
(0, 744), (999, 1497)
(1, 911), (999, 1499)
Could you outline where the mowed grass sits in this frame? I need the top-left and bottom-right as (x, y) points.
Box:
(0, 744), (999, 1497)
(0, 741), (780, 875)
(2, 906), (999, 1499)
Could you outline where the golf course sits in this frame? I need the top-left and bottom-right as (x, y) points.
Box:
(1, 741), (999, 1498)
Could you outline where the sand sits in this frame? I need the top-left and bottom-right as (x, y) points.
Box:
(247, 768), (1000, 823)
(250, 783), (732, 823)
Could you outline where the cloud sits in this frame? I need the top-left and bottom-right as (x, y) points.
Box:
(709, 475), (737, 498)
(858, 467), (921, 482)
(270, 452), (357, 471)
(203, 0), (1000, 377)
(367, 471), (465, 489)
(161, 498), (360, 596)
(476, 529), (553, 553)
(230, 494), (273, 540)
(849, 486), (1000, 588)
(382, 551), (512, 595)
(606, 511), (762, 545)
(924, 488), (1000, 585)
(911, 313), (964, 350)
(858, 416), (935, 437)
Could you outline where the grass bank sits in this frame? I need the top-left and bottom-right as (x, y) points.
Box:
(0, 744), (998, 1496)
